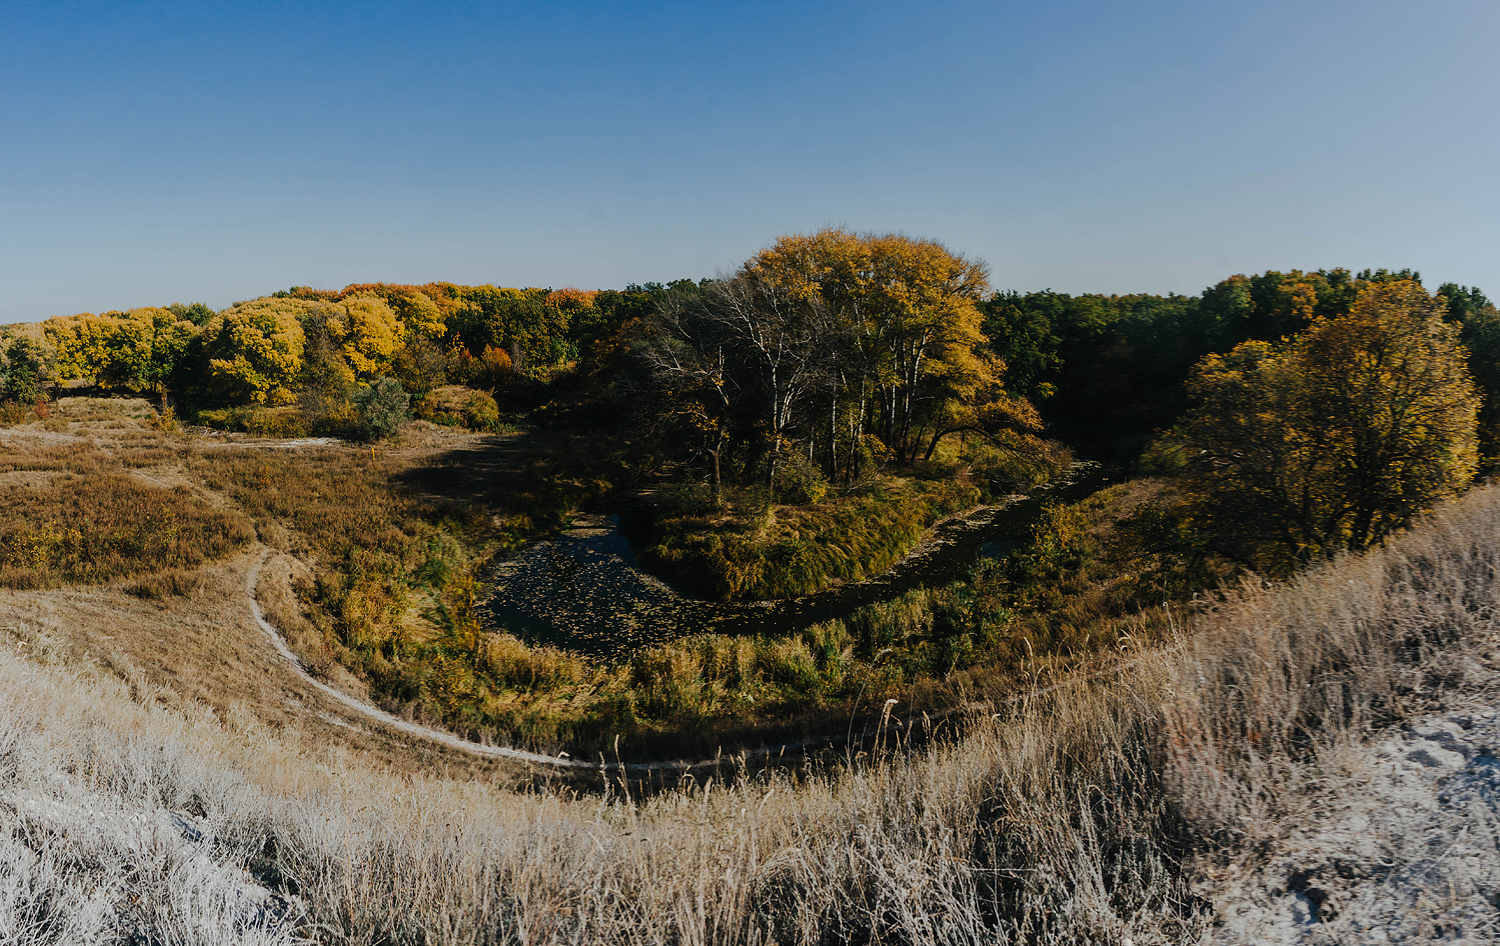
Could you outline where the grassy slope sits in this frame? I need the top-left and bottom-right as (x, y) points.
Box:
(0, 400), (1217, 757)
(639, 477), (982, 601)
(5, 398), (1499, 941)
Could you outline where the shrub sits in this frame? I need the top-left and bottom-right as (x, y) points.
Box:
(773, 449), (829, 504)
(415, 385), (500, 431)
(353, 376), (409, 441)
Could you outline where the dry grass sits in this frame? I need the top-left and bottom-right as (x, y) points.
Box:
(0, 474), (253, 589)
(5, 477), (1500, 941)
(0, 396), (621, 751)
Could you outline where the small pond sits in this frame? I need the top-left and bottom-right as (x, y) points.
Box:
(480, 461), (1112, 657)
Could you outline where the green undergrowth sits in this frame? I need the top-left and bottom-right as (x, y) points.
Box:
(639, 477), (983, 601)
(356, 474), (1231, 757)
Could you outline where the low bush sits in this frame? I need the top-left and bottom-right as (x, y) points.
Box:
(195, 405), (310, 437)
(414, 384), (501, 431)
(773, 450), (829, 505)
(0, 399), (48, 428)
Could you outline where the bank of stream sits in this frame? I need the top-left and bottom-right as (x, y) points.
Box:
(480, 461), (1114, 658)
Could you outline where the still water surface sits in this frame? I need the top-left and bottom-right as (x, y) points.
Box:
(480, 462), (1111, 657)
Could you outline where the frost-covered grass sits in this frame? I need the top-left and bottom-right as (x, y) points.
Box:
(0, 631), (306, 945)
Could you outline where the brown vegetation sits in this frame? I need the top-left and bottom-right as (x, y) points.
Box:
(0, 474), (252, 589)
(4, 477), (1497, 942)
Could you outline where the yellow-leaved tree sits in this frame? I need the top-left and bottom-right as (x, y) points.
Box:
(97, 307), (198, 395)
(320, 294), (402, 376)
(639, 229), (1041, 493)
(746, 229), (1023, 472)
(44, 314), (118, 384)
(200, 299), (307, 404)
(1175, 279), (1478, 572)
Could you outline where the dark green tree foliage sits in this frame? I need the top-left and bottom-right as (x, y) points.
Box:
(355, 377), (410, 441)
(0, 338), (50, 404)
(980, 292), (1060, 398)
(446, 287), (572, 373)
(988, 290), (1204, 452)
(1437, 284), (1500, 467)
(588, 281), (704, 376)
(992, 268), (1434, 456)
(1437, 282), (1492, 321)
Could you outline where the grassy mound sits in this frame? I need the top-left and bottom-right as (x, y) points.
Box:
(640, 478), (982, 601)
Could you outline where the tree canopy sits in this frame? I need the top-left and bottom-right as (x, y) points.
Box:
(1173, 279), (1478, 572)
(200, 299), (308, 405)
(635, 229), (1044, 496)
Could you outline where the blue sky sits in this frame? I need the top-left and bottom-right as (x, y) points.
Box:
(2, 0), (1496, 322)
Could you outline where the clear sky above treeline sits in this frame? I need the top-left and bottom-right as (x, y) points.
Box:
(2, 0), (1496, 324)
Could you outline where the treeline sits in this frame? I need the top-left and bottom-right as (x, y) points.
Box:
(0, 281), (692, 437)
(985, 267), (1499, 458)
(2, 238), (1495, 484)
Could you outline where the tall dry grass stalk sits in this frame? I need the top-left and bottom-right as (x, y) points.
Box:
(4, 486), (1500, 943)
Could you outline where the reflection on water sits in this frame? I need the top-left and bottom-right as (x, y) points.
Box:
(481, 462), (1111, 658)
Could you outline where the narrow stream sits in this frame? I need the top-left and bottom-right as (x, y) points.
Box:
(480, 462), (1113, 657)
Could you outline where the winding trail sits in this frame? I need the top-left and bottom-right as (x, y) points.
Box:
(248, 545), (997, 776)
(248, 548), (842, 776)
(245, 549), (623, 772)
(247, 544), (1154, 778)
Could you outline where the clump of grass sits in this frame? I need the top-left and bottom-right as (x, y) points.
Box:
(124, 568), (208, 600)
